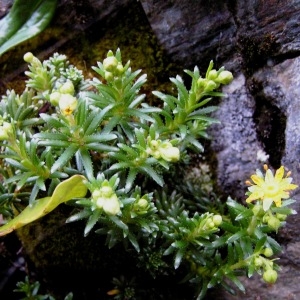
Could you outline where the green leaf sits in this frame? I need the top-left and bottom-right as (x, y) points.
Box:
(253, 237), (267, 253)
(51, 144), (78, 173)
(226, 273), (245, 292)
(140, 165), (164, 186)
(128, 232), (140, 252)
(84, 209), (101, 236)
(78, 148), (94, 181)
(0, 175), (87, 236)
(174, 248), (185, 269)
(0, 0), (58, 56)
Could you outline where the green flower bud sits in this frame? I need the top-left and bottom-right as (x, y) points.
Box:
(158, 142), (180, 162)
(276, 213), (287, 221)
(197, 78), (206, 89)
(267, 216), (281, 231)
(263, 248), (273, 257)
(23, 52), (34, 63)
(92, 189), (102, 201)
(100, 185), (114, 198)
(107, 50), (114, 57)
(212, 215), (222, 226)
(59, 81), (75, 95)
(207, 220), (215, 229)
(207, 69), (218, 80)
(116, 63), (124, 75)
(263, 269), (278, 284)
(152, 150), (161, 159)
(204, 80), (218, 92)
(49, 91), (61, 106)
(254, 256), (264, 267)
(103, 56), (118, 72)
(133, 198), (150, 215)
(104, 71), (114, 82)
(150, 140), (159, 149)
(216, 70), (233, 85)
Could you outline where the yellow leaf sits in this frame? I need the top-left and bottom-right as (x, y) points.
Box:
(0, 175), (87, 236)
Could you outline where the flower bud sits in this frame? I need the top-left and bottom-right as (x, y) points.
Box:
(158, 142), (180, 162)
(0, 122), (13, 140)
(133, 198), (150, 215)
(216, 70), (233, 85)
(212, 215), (222, 226)
(207, 220), (215, 229)
(276, 213), (287, 221)
(254, 256), (264, 267)
(204, 80), (218, 92)
(263, 248), (273, 257)
(102, 194), (120, 216)
(59, 81), (75, 95)
(152, 150), (161, 159)
(23, 52), (34, 63)
(103, 56), (118, 72)
(207, 69), (218, 80)
(116, 63), (124, 75)
(150, 140), (159, 149)
(263, 269), (278, 284)
(104, 71), (114, 82)
(59, 94), (78, 116)
(267, 216), (281, 231)
(92, 189), (102, 201)
(100, 185), (114, 198)
(49, 91), (61, 106)
(197, 78), (206, 89)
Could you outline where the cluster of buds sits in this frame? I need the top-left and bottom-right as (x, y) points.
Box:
(132, 196), (150, 216)
(102, 50), (125, 82)
(49, 81), (78, 116)
(252, 204), (284, 232)
(146, 139), (180, 162)
(193, 214), (223, 239)
(197, 64), (233, 93)
(91, 180), (121, 216)
(203, 214), (223, 230)
(253, 248), (278, 284)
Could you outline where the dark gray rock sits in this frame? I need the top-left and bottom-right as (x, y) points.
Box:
(140, 1), (300, 298)
(140, 0), (237, 69)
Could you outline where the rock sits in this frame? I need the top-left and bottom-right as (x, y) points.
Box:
(140, 0), (237, 69)
(140, 1), (300, 298)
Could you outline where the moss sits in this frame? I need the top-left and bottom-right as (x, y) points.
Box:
(0, 1), (179, 102)
(239, 33), (279, 75)
(17, 204), (138, 298)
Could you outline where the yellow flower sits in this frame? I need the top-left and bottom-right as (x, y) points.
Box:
(59, 94), (78, 116)
(246, 165), (298, 211)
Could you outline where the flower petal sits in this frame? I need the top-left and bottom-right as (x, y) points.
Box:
(251, 174), (264, 186)
(275, 166), (284, 181)
(263, 198), (273, 211)
(265, 169), (274, 184)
